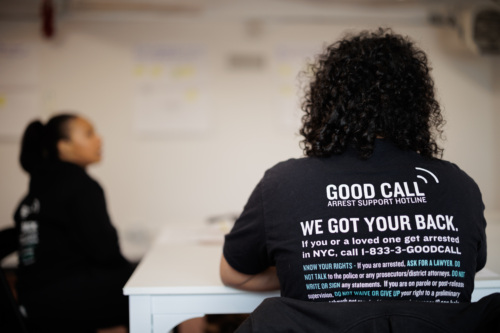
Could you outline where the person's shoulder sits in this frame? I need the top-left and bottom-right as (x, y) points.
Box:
(267, 156), (313, 172)
(417, 157), (479, 187)
(51, 161), (102, 193)
(419, 157), (466, 175)
(263, 156), (325, 180)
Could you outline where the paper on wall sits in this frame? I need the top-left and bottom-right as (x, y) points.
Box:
(132, 44), (209, 135)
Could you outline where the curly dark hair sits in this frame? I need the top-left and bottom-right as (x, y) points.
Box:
(300, 28), (445, 159)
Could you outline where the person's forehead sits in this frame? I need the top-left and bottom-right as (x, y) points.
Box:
(68, 117), (93, 133)
(73, 117), (91, 127)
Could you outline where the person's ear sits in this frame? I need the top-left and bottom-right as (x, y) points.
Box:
(57, 139), (73, 160)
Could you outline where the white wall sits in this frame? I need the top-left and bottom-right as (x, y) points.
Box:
(493, 57), (500, 217)
(1, 2), (498, 260)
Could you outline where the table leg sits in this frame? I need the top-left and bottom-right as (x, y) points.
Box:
(129, 295), (152, 333)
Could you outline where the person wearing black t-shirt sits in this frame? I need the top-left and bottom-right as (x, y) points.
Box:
(14, 114), (134, 332)
(221, 28), (487, 304)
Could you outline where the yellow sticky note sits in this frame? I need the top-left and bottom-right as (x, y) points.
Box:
(184, 89), (198, 102)
(172, 66), (195, 79)
(151, 65), (163, 77)
(134, 65), (145, 77)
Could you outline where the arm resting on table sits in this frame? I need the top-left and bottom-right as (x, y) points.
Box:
(220, 255), (280, 291)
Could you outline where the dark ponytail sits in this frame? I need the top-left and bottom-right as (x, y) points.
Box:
(20, 121), (45, 174)
(19, 114), (77, 174)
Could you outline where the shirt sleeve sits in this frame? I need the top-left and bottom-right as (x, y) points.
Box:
(476, 203), (487, 272)
(223, 180), (271, 275)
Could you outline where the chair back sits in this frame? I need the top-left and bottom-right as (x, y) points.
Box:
(0, 227), (29, 333)
(236, 294), (500, 333)
(1, 267), (29, 332)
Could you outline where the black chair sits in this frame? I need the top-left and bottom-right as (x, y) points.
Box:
(236, 293), (500, 333)
(0, 227), (29, 333)
(0, 227), (18, 259)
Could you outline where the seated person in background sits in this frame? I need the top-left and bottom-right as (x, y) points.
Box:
(221, 28), (487, 303)
(14, 114), (135, 332)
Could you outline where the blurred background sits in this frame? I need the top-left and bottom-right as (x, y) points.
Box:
(0, 0), (499, 262)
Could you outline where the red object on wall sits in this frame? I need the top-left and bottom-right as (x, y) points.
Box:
(41, 0), (54, 38)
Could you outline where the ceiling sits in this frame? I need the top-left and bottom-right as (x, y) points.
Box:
(0, 0), (498, 21)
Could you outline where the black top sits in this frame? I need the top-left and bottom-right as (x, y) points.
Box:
(224, 140), (487, 303)
(14, 160), (129, 291)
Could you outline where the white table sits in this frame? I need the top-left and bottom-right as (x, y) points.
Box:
(123, 227), (500, 333)
(123, 228), (279, 333)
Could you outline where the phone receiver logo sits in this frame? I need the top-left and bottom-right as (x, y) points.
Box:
(415, 167), (439, 184)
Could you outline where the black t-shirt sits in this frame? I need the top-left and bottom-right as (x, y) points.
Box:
(14, 160), (130, 291)
(224, 140), (487, 303)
